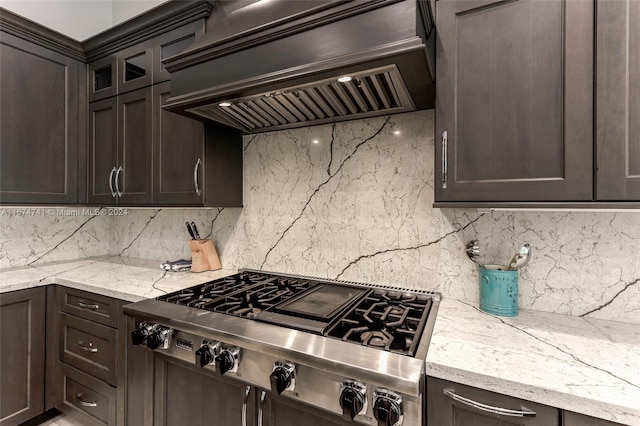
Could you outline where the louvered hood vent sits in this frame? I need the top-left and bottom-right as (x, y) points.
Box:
(163, 0), (435, 134)
(190, 66), (413, 133)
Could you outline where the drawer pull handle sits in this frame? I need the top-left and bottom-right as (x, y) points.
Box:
(77, 341), (98, 353)
(77, 300), (99, 310)
(443, 389), (536, 417)
(76, 393), (98, 407)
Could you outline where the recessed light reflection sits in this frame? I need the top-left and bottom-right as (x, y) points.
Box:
(337, 76), (352, 83)
(312, 139), (320, 144)
(393, 130), (401, 135)
(219, 102), (232, 107)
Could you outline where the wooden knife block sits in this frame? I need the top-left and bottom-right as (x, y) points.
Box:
(188, 239), (221, 273)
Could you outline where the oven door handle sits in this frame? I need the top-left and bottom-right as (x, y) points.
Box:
(258, 390), (266, 426)
(242, 385), (251, 426)
(443, 389), (536, 417)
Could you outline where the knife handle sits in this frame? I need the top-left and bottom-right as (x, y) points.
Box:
(186, 222), (196, 239)
(191, 222), (201, 240)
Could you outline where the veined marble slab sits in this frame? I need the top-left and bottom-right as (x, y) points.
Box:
(0, 256), (236, 302)
(426, 299), (640, 425)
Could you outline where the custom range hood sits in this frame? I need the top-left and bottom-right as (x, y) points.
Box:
(163, 0), (435, 134)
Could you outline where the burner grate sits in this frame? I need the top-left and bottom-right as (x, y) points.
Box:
(326, 290), (433, 356)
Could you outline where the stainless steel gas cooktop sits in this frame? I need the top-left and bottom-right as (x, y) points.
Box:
(124, 270), (440, 425)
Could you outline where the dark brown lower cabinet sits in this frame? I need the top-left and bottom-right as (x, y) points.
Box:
(427, 377), (559, 426)
(50, 287), (125, 426)
(563, 411), (626, 426)
(261, 392), (351, 426)
(0, 287), (46, 426)
(153, 355), (256, 426)
(149, 352), (351, 426)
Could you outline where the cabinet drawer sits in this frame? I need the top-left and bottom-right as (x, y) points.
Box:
(427, 376), (560, 425)
(59, 287), (120, 327)
(60, 313), (117, 386)
(58, 363), (116, 426)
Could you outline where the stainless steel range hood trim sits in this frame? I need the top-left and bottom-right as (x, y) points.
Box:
(185, 64), (417, 133)
(124, 298), (426, 396)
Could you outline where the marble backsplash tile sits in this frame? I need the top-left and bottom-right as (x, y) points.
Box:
(0, 208), (111, 268)
(1, 110), (638, 324)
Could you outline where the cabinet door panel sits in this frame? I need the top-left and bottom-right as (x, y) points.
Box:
(435, 0), (593, 202)
(596, 0), (640, 200)
(0, 288), (45, 426)
(89, 55), (117, 102)
(118, 88), (152, 205)
(118, 41), (153, 94)
(88, 98), (118, 205)
(262, 393), (352, 426)
(0, 33), (79, 204)
(153, 20), (204, 84)
(153, 81), (205, 205)
(153, 355), (254, 426)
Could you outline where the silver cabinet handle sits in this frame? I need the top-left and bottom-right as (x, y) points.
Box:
(443, 389), (536, 417)
(241, 385), (250, 426)
(115, 166), (123, 197)
(193, 157), (202, 196)
(108, 167), (117, 197)
(258, 390), (266, 426)
(441, 131), (448, 189)
(76, 393), (98, 407)
(77, 341), (98, 353)
(77, 300), (99, 310)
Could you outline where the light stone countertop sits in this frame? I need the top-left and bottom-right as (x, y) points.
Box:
(427, 299), (640, 425)
(0, 256), (237, 301)
(1, 258), (638, 424)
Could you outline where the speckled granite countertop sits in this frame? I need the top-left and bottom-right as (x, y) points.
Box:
(1, 258), (638, 425)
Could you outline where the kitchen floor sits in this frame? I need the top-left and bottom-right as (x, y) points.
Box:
(39, 414), (84, 426)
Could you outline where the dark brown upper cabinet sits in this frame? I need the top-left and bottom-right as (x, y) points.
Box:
(153, 81), (205, 205)
(89, 20), (204, 102)
(435, 0), (594, 205)
(0, 31), (83, 204)
(88, 41), (151, 102)
(153, 80), (244, 207)
(152, 20), (204, 84)
(89, 55), (118, 102)
(88, 88), (152, 205)
(596, 0), (640, 201)
(88, 97), (119, 205)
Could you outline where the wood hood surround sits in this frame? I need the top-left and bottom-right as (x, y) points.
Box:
(162, 0), (436, 134)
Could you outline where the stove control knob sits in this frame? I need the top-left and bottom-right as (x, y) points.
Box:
(373, 389), (403, 426)
(340, 380), (367, 421)
(195, 341), (219, 368)
(270, 361), (295, 395)
(146, 326), (172, 351)
(131, 322), (153, 346)
(215, 346), (239, 375)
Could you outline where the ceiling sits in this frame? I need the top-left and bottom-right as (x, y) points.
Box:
(0, 0), (169, 41)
